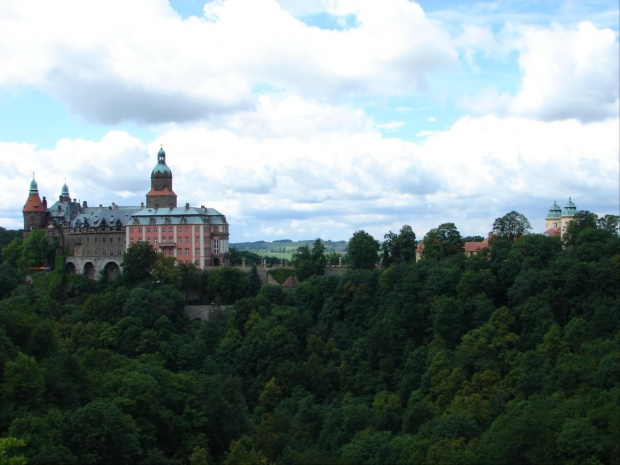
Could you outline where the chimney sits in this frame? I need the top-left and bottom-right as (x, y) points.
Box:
(185, 203), (189, 210)
(141, 202), (144, 208)
(82, 201), (88, 208)
(42, 197), (47, 208)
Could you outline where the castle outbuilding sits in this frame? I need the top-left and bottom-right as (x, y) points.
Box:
(23, 147), (229, 278)
(544, 198), (578, 238)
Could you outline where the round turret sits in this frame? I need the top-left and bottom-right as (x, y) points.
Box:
(61, 182), (71, 202)
(546, 201), (562, 219)
(152, 146), (172, 175)
(29, 178), (39, 195)
(562, 198), (577, 217)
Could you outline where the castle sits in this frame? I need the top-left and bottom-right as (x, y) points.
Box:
(23, 147), (230, 278)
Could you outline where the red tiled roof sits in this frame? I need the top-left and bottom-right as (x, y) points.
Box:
(464, 238), (490, 253)
(416, 237), (490, 254)
(543, 227), (561, 237)
(146, 187), (177, 197)
(23, 194), (45, 212)
(283, 275), (300, 287)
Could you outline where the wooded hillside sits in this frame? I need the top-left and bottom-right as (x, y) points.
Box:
(0, 223), (618, 464)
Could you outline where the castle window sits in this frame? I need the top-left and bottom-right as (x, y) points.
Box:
(102, 250), (107, 256)
(195, 248), (199, 256)
(185, 248), (190, 256)
(118, 249), (122, 256)
(138, 228), (142, 233)
(178, 227), (182, 232)
(130, 228), (134, 233)
(178, 238), (182, 244)
(169, 228), (173, 232)
(213, 237), (219, 254)
(177, 249), (181, 256)
(154, 239), (158, 244)
(130, 238), (134, 244)
(195, 237), (200, 244)
(95, 250), (99, 256)
(185, 237), (189, 243)
(185, 227), (189, 232)
(195, 227), (199, 232)
(86, 250), (91, 256)
(102, 237), (106, 243)
(153, 227), (157, 232)
(147, 227), (150, 232)
(147, 239), (151, 244)
(110, 250), (114, 256)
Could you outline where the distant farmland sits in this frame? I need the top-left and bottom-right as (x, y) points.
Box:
(230, 239), (347, 260)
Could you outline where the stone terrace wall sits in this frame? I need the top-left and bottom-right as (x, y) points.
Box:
(185, 305), (234, 321)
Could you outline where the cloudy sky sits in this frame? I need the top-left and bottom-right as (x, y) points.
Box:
(1, 0), (618, 242)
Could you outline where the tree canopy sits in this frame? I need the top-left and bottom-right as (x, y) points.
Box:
(347, 230), (379, 270)
(382, 225), (417, 267)
(121, 241), (158, 284)
(0, 216), (618, 465)
(291, 238), (327, 281)
(492, 211), (532, 240)
(421, 223), (465, 260)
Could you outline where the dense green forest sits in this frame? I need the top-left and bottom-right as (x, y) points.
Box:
(0, 215), (618, 464)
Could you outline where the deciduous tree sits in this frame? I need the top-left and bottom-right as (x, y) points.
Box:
(422, 223), (464, 260)
(347, 230), (379, 270)
(492, 211), (532, 241)
(121, 242), (158, 284)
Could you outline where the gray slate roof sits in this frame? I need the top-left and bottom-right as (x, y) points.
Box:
(129, 206), (228, 226)
(71, 206), (142, 228)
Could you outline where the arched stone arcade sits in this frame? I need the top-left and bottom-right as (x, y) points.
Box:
(83, 262), (95, 279)
(104, 261), (121, 280)
(64, 256), (123, 280)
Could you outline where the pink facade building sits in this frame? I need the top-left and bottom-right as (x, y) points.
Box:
(127, 147), (230, 267)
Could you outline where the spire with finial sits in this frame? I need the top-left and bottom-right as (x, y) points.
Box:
(29, 173), (39, 194)
(61, 178), (71, 202)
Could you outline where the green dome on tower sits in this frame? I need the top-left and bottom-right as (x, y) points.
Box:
(562, 198), (577, 217)
(29, 177), (39, 195)
(546, 201), (562, 219)
(61, 182), (70, 200)
(152, 146), (172, 175)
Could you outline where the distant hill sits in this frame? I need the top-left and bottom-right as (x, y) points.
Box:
(231, 239), (347, 256)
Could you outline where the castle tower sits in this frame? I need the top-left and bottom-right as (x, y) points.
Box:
(545, 201), (562, 231)
(146, 146), (177, 209)
(60, 181), (71, 202)
(560, 197), (578, 237)
(23, 176), (48, 230)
